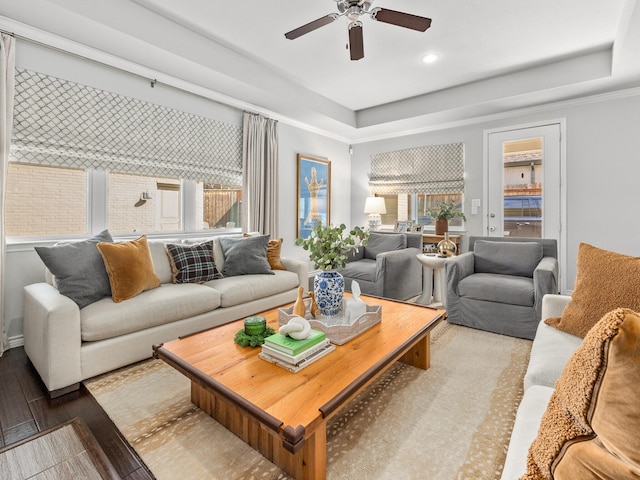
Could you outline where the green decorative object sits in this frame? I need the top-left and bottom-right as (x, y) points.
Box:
(295, 221), (369, 271)
(234, 326), (276, 348)
(244, 316), (267, 336)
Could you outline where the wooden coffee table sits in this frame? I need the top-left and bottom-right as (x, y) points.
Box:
(153, 295), (443, 480)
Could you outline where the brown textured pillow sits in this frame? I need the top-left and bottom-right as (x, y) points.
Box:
(97, 235), (160, 302)
(267, 238), (286, 270)
(523, 308), (640, 480)
(545, 243), (640, 337)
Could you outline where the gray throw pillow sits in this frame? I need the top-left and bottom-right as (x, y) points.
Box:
(34, 230), (113, 308)
(364, 233), (407, 260)
(474, 240), (543, 277)
(218, 235), (274, 277)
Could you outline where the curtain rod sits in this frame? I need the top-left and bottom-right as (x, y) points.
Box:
(0, 27), (245, 113)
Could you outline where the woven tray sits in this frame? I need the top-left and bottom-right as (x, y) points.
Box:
(277, 299), (382, 345)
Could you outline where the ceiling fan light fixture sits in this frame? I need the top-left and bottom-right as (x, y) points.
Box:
(422, 53), (439, 64)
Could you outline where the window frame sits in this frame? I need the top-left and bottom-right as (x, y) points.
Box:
(5, 168), (241, 245)
(378, 193), (466, 233)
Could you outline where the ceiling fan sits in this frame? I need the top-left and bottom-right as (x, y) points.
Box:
(284, 0), (432, 61)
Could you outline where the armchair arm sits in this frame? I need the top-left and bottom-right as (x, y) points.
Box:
(374, 247), (422, 300)
(444, 252), (475, 323)
(23, 283), (82, 394)
(444, 252), (475, 286)
(281, 258), (309, 294)
(533, 256), (559, 319)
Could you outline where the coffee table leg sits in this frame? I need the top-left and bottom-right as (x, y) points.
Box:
(303, 422), (326, 480)
(401, 332), (430, 370)
(192, 381), (327, 480)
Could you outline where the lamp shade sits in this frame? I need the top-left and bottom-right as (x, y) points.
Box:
(363, 197), (386, 214)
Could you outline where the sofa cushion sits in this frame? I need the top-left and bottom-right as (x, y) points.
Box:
(524, 320), (583, 390)
(165, 241), (223, 283)
(500, 385), (555, 480)
(97, 235), (161, 302)
(80, 283), (221, 342)
(474, 240), (543, 277)
(458, 273), (534, 306)
(523, 308), (640, 480)
(34, 230), (113, 309)
(364, 233), (406, 260)
(546, 243), (640, 338)
(218, 235), (274, 277)
(204, 270), (299, 308)
(148, 239), (175, 284)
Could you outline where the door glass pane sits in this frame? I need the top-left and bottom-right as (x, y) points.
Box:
(503, 138), (543, 238)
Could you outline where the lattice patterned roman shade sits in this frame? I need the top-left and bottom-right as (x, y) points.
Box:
(11, 69), (242, 185)
(369, 143), (464, 195)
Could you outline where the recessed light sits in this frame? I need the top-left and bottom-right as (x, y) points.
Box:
(422, 53), (439, 64)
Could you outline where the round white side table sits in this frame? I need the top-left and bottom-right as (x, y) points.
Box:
(416, 254), (448, 308)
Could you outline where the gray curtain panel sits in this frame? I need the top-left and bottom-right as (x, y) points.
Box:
(242, 112), (278, 236)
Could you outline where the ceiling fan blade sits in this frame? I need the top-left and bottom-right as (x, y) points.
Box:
(372, 8), (432, 32)
(285, 14), (338, 40)
(349, 22), (364, 61)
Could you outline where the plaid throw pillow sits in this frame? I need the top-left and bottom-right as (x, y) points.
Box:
(165, 241), (223, 284)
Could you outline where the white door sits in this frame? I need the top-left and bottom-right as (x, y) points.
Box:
(156, 189), (181, 231)
(486, 123), (562, 241)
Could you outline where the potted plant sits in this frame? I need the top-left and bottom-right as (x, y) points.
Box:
(295, 222), (369, 315)
(427, 200), (467, 235)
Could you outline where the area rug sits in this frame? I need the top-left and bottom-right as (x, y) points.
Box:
(85, 322), (531, 480)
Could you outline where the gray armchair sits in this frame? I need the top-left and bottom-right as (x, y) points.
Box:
(444, 236), (558, 340)
(339, 231), (423, 301)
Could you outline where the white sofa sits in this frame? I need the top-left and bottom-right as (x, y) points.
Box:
(23, 236), (308, 397)
(500, 294), (582, 479)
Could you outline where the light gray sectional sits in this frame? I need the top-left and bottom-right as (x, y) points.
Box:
(500, 294), (582, 480)
(23, 235), (307, 397)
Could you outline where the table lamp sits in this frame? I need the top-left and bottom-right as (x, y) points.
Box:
(364, 196), (386, 231)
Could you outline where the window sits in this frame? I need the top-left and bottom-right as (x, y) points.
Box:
(379, 193), (464, 230)
(8, 68), (243, 239)
(108, 173), (182, 234)
(369, 142), (465, 231)
(5, 164), (87, 237)
(201, 183), (242, 229)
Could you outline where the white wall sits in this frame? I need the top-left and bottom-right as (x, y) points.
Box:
(277, 123), (351, 263)
(351, 91), (640, 293)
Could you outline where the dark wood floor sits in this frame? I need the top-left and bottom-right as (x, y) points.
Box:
(0, 346), (154, 479)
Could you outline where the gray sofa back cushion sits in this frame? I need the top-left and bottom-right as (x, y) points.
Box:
(474, 240), (543, 277)
(364, 233), (406, 260)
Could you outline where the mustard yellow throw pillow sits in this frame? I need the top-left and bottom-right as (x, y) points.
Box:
(97, 235), (160, 302)
(545, 243), (640, 337)
(267, 238), (286, 270)
(523, 308), (640, 480)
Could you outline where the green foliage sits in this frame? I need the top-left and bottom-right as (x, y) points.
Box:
(426, 200), (467, 221)
(234, 326), (276, 347)
(295, 222), (369, 271)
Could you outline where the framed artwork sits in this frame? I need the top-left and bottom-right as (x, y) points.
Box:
(394, 220), (413, 233)
(297, 154), (331, 239)
(412, 224), (424, 233)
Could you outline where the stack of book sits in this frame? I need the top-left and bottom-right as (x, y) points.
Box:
(259, 329), (335, 372)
